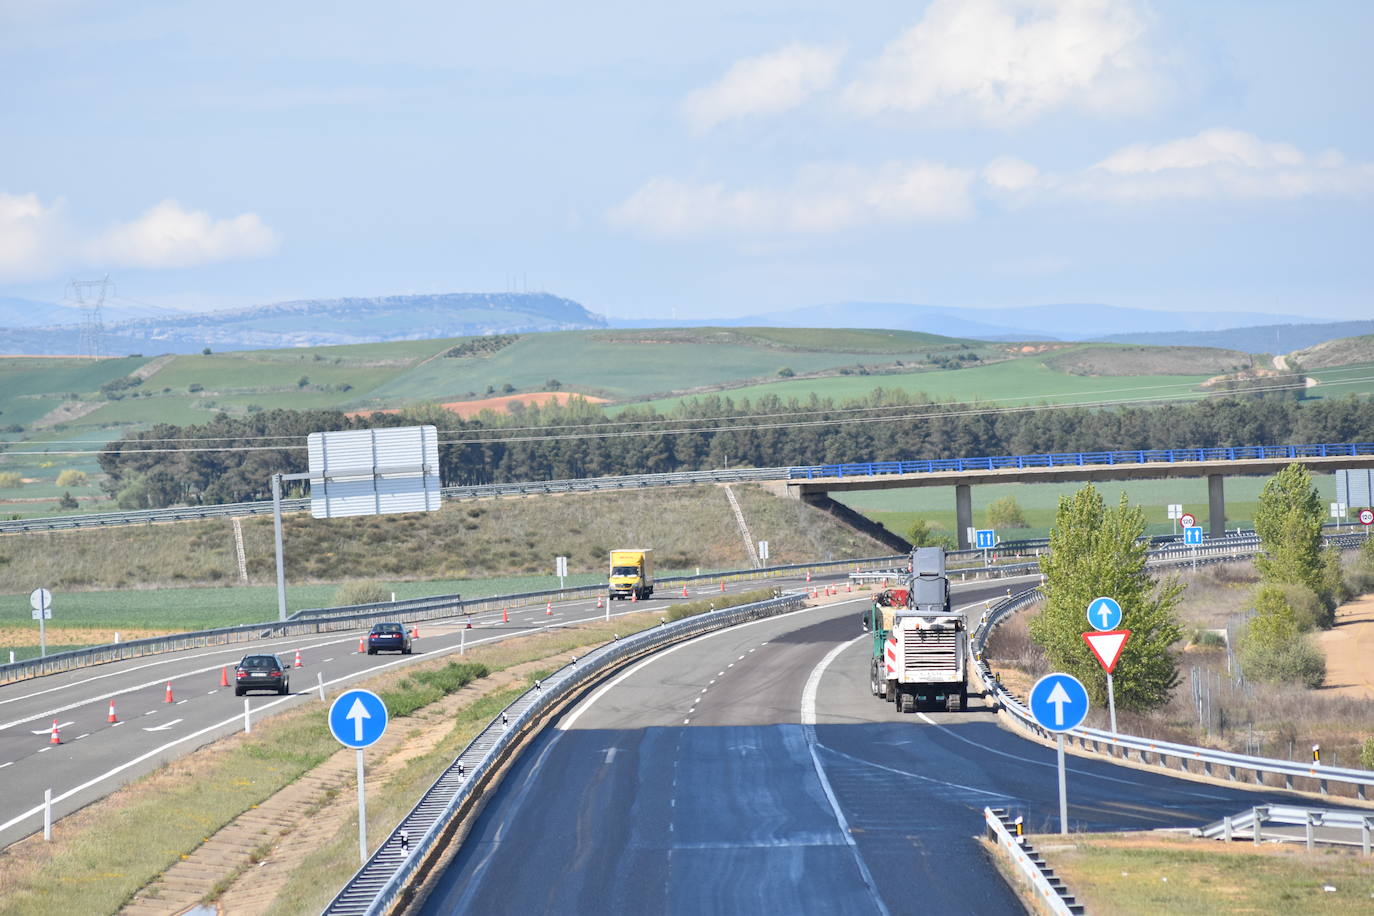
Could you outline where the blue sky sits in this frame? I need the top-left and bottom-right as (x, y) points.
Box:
(2, 0), (1371, 321)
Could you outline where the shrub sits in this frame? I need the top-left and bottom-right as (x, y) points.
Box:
(333, 580), (391, 607)
(57, 491), (79, 510)
(1239, 636), (1326, 688)
(1361, 737), (1374, 771)
(56, 469), (88, 487)
(987, 495), (1028, 529)
(777, 367), (795, 378)
(0, 471), (22, 488)
(1274, 582), (1330, 631)
(906, 518), (954, 550)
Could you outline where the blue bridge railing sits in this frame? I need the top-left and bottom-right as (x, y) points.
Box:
(786, 442), (1374, 479)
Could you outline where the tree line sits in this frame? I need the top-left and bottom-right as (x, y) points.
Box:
(96, 391), (1374, 508)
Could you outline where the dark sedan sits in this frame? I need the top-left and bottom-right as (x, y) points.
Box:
(368, 622), (413, 655)
(234, 654), (290, 696)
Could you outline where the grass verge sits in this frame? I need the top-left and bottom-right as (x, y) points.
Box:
(1035, 831), (1374, 915)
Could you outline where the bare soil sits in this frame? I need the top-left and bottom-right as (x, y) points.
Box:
(1315, 593), (1374, 699)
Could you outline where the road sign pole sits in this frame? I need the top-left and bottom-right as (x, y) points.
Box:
(38, 604), (46, 658)
(1057, 734), (1069, 834)
(1105, 673), (1118, 735)
(272, 474), (288, 622)
(357, 747), (368, 862)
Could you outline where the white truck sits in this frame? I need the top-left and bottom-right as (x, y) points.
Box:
(866, 547), (968, 713)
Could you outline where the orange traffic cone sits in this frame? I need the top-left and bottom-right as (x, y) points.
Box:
(108, 700), (118, 723)
(502, 607), (509, 623)
(412, 625), (419, 638)
(846, 581), (852, 593)
(165, 682), (174, 703)
(465, 620), (473, 629)
(294, 649), (303, 668)
(50, 720), (61, 745)
(720, 581), (725, 592)
(682, 584), (689, 598)
(596, 595), (603, 609)
(546, 601), (553, 615)
(220, 666), (229, 687)
(631, 591), (637, 603)
(358, 636), (366, 653)
(805, 571), (811, 583)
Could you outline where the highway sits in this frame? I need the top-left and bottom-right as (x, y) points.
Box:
(0, 574), (825, 850)
(419, 581), (1311, 915)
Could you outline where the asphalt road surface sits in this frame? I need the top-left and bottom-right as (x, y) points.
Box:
(420, 582), (1311, 916)
(0, 572), (839, 849)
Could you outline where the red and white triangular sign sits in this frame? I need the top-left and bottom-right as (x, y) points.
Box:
(1082, 629), (1131, 674)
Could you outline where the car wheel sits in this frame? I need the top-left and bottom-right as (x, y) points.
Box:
(367, 648), (375, 655)
(234, 687), (244, 697)
(279, 683), (289, 695)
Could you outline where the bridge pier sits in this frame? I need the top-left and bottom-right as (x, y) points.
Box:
(956, 484), (972, 549)
(1208, 474), (1226, 538)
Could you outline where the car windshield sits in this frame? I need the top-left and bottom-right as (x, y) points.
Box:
(374, 624), (402, 634)
(242, 656), (276, 668)
(611, 566), (640, 576)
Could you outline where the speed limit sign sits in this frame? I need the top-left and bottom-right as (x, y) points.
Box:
(1360, 508), (1374, 527)
(1180, 513), (1196, 529)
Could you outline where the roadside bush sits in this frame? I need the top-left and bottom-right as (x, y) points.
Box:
(987, 495), (1028, 529)
(57, 491), (79, 510)
(384, 661), (490, 718)
(1362, 737), (1374, 771)
(1274, 582), (1330, 631)
(664, 587), (777, 622)
(907, 518), (954, 550)
(1237, 586), (1325, 687)
(333, 580), (391, 607)
(0, 471), (21, 488)
(56, 469), (89, 487)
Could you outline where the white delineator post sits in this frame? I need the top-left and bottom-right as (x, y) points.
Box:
(44, 789), (52, 841)
(243, 698), (251, 734)
(317, 672), (326, 701)
(356, 749), (368, 864)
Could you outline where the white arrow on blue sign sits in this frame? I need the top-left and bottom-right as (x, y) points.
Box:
(1029, 673), (1090, 732)
(1183, 526), (1204, 546)
(1086, 596), (1123, 631)
(975, 529), (996, 549)
(328, 688), (388, 749)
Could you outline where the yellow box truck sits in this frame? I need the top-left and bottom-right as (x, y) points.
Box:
(608, 549), (654, 600)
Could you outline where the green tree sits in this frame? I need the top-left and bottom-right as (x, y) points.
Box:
(57, 491), (78, 510)
(1253, 463), (1328, 610)
(987, 495), (1028, 529)
(906, 518), (954, 550)
(1030, 484), (1183, 711)
(1237, 585), (1326, 687)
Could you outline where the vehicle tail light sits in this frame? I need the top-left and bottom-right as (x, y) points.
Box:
(236, 671), (246, 678)
(269, 670), (281, 676)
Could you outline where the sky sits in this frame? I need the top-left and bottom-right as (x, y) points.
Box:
(2, 0), (1372, 321)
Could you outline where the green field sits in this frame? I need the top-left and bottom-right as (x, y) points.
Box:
(633, 357), (1214, 413)
(835, 473), (1342, 541)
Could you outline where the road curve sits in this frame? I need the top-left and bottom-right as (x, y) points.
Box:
(419, 581), (1310, 915)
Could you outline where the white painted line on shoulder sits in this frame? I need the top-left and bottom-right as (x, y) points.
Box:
(74, 733), (89, 740)
(38, 747), (51, 753)
(30, 721), (73, 735)
(175, 700), (188, 705)
(143, 719), (183, 732)
(0, 761), (11, 769)
(208, 690), (218, 695)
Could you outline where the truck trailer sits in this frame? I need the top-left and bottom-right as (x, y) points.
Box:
(608, 549), (654, 600)
(865, 546), (968, 713)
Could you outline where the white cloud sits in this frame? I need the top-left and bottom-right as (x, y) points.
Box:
(88, 200), (279, 269)
(0, 192), (67, 282)
(844, 0), (1161, 124)
(682, 43), (844, 132)
(991, 128), (1374, 203)
(610, 161), (974, 237)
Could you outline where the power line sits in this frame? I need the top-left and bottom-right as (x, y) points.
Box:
(9, 373), (1372, 457)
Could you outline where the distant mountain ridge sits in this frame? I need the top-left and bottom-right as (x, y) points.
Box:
(1093, 320), (1374, 354)
(609, 301), (1324, 342)
(0, 292), (606, 355)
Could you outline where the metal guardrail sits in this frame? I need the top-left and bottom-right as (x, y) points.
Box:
(969, 547), (1374, 801)
(7, 439), (1372, 535)
(0, 555), (904, 685)
(788, 441), (1374, 479)
(983, 807), (1082, 915)
(322, 592), (807, 916)
(1193, 804), (1374, 853)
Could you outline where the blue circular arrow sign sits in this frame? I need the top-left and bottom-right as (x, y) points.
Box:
(328, 688), (388, 749)
(1086, 596), (1123, 632)
(1029, 673), (1090, 732)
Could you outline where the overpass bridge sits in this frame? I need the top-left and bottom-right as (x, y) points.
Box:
(785, 443), (1374, 548)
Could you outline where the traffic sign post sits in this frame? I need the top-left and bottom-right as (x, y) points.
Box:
(29, 588), (52, 658)
(1183, 525), (1203, 570)
(1029, 673), (1089, 834)
(555, 555), (568, 590)
(328, 689), (389, 864)
(1082, 629), (1131, 735)
(1360, 508), (1373, 541)
(1331, 502), (1348, 532)
(1179, 512), (1196, 530)
(1086, 596), (1122, 631)
(1167, 503), (1182, 535)
(975, 528), (996, 565)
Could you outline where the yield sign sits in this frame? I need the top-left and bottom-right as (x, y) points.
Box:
(1082, 629), (1131, 674)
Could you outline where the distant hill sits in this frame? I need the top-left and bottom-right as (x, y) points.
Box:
(0, 292), (606, 355)
(1096, 320), (1374, 354)
(611, 301), (1323, 342)
(1288, 333), (1374, 369)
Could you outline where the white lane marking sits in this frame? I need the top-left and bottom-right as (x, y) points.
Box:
(38, 747), (51, 753)
(143, 710), (157, 716)
(323, 657), (334, 663)
(738, 655), (746, 660)
(799, 624), (891, 916)
(0, 762), (11, 769)
(74, 733), (90, 741)
(30, 721), (74, 735)
(175, 700), (188, 705)
(143, 719), (183, 732)
(207, 690), (218, 695)
(557, 601), (836, 732)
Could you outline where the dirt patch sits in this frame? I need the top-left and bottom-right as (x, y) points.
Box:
(130, 355), (177, 381)
(31, 400), (105, 429)
(347, 391), (609, 420)
(1315, 593), (1374, 699)
(1048, 345), (1249, 378)
(0, 626), (174, 647)
(1289, 333), (1374, 370)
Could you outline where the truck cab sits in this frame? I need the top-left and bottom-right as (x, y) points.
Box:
(868, 547), (968, 713)
(608, 548), (654, 600)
